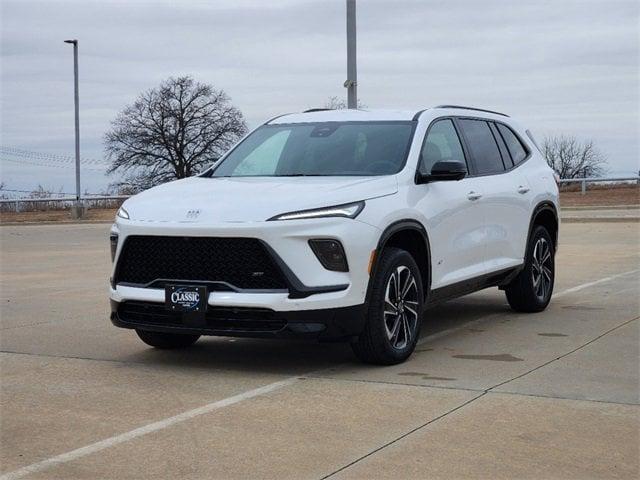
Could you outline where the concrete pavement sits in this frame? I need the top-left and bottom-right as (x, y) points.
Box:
(0, 222), (638, 479)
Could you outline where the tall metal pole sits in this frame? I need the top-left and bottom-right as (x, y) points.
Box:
(64, 39), (81, 206)
(345, 0), (357, 109)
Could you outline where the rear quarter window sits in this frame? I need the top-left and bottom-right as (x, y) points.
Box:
(496, 123), (528, 165)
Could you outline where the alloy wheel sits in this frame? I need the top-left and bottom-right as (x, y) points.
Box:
(383, 266), (419, 349)
(531, 237), (553, 302)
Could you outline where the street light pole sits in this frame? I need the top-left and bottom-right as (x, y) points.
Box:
(64, 39), (82, 214)
(345, 0), (357, 109)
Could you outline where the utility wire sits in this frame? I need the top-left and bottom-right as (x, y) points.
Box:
(0, 156), (108, 171)
(0, 145), (110, 166)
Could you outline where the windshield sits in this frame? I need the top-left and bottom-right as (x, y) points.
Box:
(209, 121), (415, 177)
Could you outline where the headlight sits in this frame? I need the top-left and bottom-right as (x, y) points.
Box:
(116, 207), (130, 220)
(268, 201), (364, 221)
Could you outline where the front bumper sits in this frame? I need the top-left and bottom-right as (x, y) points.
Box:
(110, 299), (366, 341)
(110, 216), (381, 311)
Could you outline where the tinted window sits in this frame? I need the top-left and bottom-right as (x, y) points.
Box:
(458, 119), (505, 175)
(212, 122), (414, 177)
(490, 123), (514, 168)
(420, 119), (466, 174)
(497, 124), (527, 165)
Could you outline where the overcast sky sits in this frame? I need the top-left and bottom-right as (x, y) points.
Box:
(1, 0), (638, 194)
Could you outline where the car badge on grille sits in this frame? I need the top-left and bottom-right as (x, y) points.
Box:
(186, 209), (201, 219)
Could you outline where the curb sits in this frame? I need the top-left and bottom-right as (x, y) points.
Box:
(562, 205), (639, 211)
(0, 220), (113, 227)
(561, 217), (640, 223)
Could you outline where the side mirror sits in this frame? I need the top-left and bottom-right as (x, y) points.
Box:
(416, 160), (467, 184)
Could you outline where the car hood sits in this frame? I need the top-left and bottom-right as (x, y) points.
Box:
(121, 175), (397, 223)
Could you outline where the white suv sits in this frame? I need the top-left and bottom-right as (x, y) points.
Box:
(110, 105), (559, 364)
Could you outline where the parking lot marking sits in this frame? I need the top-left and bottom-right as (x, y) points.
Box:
(2, 268), (638, 480)
(414, 268), (640, 347)
(553, 269), (638, 297)
(0, 377), (298, 480)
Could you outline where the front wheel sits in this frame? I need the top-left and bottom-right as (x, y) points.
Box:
(136, 329), (200, 349)
(505, 225), (555, 312)
(352, 247), (424, 365)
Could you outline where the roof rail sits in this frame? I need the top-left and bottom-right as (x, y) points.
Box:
(264, 112), (292, 124)
(302, 108), (334, 113)
(434, 105), (509, 117)
(412, 109), (429, 121)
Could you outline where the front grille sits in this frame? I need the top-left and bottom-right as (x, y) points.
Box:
(118, 301), (286, 332)
(115, 236), (288, 290)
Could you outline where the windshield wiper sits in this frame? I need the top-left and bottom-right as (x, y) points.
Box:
(277, 173), (324, 177)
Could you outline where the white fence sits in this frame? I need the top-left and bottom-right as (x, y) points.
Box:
(0, 195), (130, 212)
(557, 176), (639, 194)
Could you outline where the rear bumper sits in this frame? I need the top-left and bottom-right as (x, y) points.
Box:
(110, 299), (366, 341)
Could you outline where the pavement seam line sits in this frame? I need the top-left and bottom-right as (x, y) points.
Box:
(0, 377), (299, 480)
(319, 391), (487, 480)
(0, 349), (174, 365)
(306, 374), (485, 394)
(485, 389), (640, 407)
(307, 374), (640, 407)
(488, 316), (640, 391)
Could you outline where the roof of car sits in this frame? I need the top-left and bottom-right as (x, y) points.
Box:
(268, 109), (419, 124)
(268, 106), (510, 124)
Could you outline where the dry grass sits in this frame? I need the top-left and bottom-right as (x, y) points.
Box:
(1, 208), (118, 224)
(560, 184), (639, 206)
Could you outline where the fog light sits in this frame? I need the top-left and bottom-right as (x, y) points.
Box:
(110, 234), (118, 262)
(309, 239), (348, 272)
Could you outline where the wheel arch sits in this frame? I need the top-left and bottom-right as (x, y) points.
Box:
(529, 201), (559, 251)
(368, 219), (432, 302)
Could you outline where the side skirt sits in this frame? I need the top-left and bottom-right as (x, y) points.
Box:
(425, 266), (523, 308)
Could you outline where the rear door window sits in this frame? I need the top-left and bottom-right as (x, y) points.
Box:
(496, 123), (528, 165)
(458, 119), (505, 175)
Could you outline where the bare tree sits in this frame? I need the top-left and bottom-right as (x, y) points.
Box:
(28, 185), (54, 199)
(324, 95), (366, 110)
(542, 135), (607, 179)
(105, 76), (247, 191)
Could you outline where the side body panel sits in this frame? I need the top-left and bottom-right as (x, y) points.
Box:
(360, 109), (559, 294)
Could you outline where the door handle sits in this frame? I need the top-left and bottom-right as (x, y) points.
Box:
(517, 185), (530, 194)
(467, 191), (482, 201)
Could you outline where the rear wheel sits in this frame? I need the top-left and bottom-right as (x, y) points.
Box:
(136, 329), (200, 349)
(352, 247), (424, 365)
(505, 225), (555, 312)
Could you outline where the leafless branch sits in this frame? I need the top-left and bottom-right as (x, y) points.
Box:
(104, 76), (247, 191)
(542, 135), (607, 179)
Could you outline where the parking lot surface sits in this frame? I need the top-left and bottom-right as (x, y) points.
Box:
(1, 222), (639, 479)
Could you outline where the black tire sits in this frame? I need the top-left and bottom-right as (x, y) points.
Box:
(505, 225), (555, 312)
(352, 247), (424, 365)
(135, 329), (200, 349)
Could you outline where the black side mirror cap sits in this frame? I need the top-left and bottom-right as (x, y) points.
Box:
(416, 160), (467, 184)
